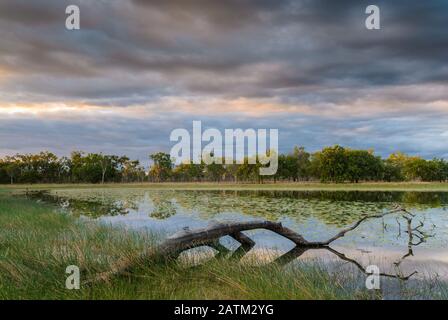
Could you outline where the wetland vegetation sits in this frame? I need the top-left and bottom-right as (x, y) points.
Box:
(1, 185), (448, 299)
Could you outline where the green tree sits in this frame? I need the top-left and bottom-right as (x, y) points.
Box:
(204, 162), (225, 182)
(235, 156), (262, 183)
(4, 158), (20, 184)
(345, 149), (383, 183)
(382, 159), (404, 182)
(70, 152), (108, 183)
(98, 154), (113, 184)
(149, 152), (173, 182)
(121, 159), (145, 182)
(312, 145), (348, 183)
(293, 146), (311, 181)
(432, 158), (448, 182)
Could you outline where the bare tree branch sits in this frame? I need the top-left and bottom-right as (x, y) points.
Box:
(325, 247), (417, 280)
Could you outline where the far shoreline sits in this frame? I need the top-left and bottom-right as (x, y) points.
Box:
(2, 181), (448, 192)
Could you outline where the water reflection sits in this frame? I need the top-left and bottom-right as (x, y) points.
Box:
(22, 189), (448, 222)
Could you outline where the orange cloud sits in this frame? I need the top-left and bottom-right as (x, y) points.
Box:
(1, 83), (448, 121)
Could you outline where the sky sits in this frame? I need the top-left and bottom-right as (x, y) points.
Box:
(1, 0), (448, 165)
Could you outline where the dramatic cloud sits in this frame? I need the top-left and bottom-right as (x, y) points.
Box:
(0, 0), (447, 164)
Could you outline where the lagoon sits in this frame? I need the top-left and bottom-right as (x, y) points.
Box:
(22, 188), (448, 284)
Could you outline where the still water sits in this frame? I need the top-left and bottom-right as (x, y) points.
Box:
(24, 188), (448, 282)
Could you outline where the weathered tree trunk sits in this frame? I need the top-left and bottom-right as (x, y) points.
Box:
(155, 206), (406, 258)
(89, 206), (408, 283)
(157, 220), (309, 258)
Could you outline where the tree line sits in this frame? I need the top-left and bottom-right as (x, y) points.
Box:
(1, 145), (448, 184)
(0, 151), (145, 184)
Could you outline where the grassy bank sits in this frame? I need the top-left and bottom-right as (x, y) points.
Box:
(2, 181), (448, 192)
(0, 192), (447, 299)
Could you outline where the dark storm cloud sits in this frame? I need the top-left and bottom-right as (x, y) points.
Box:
(0, 0), (62, 25)
(1, 0), (447, 102)
(131, 0), (289, 28)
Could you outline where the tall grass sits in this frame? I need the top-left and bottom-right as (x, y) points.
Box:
(0, 193), (447, 300)
(0, 195), (151, 299)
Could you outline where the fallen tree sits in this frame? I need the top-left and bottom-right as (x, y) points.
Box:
(153, 205), (414, 258)
(90, 205), (416, 283)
